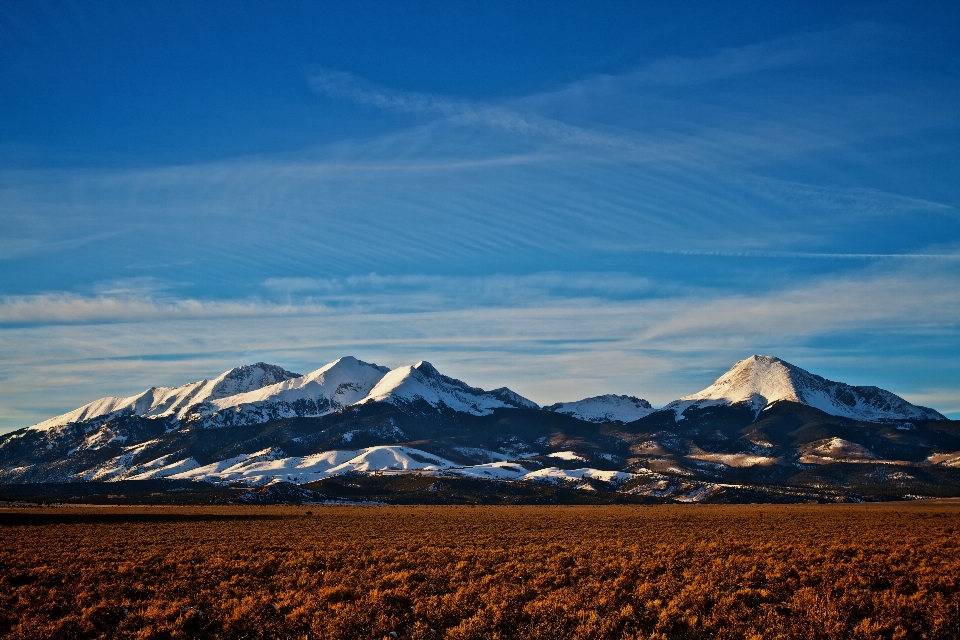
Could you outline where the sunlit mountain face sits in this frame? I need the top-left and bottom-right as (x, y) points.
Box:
(3, 355), (956, 503)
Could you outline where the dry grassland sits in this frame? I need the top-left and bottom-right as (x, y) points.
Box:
(2, 502), (959, 639)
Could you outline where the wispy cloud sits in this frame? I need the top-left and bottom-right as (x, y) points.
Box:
(2, 265), (958, 430)
(552, 23), (882, 94)
(261, 272), (657, 303)
(308, 67), (633, 150)
(5, 22), (956, 276)
(8, 264), (959, 328)
(4, 145), (954, 275)
(0, 293), (304, 325)
(739, 176), (956, 218)
(663, 250), (960, 260)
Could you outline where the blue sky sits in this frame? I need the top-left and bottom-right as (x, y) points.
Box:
(2, 1), (959, 431)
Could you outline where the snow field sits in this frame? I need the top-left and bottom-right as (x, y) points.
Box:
(82, 444), (636, 487)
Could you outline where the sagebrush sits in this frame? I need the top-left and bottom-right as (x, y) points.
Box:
(2, 503), (959, 639)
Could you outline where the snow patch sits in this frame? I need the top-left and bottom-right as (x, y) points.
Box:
(687, 453), (781, 468)
(524, 467), (634, 484)
(168, 446), (456, 485)
(547, 451), (587, 462)
(446, 461), (529, 480)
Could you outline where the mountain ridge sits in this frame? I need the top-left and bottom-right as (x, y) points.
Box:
(4, 354), (956, 504)
(27, 354), (945, 434)
(30, 362), (302, 432)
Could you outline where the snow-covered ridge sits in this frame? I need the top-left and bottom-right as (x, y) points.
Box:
(76, 444), (631, 487)
(29, 363), (301, 431)
(187, 356), (391, 428)
(29, 357), (538, 430)
(359, 361), (538, 415)
(28, 354), (948, 434)
(168, 445), (455, 485)
(665, 355), (945, 422)
(544, 394), (654, 423)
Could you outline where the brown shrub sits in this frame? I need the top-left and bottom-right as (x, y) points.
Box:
(1, 502), (959, 639)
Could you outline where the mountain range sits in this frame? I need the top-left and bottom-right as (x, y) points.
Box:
(1, 355), (957, 504)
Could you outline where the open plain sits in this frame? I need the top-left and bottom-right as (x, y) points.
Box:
(2, 501), (959, 639)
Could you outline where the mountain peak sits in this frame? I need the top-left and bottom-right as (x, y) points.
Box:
(544, 394), (654, 423)
(413, 361), (441, 378)
(208, 362), (301, 400)
(313, 356), (366, 373)
(321, 356), (390, 375)
(666, 355), (945, 422)
(488, 387), (539, 410)
(190, 357), (391, 428)
(362, 361), (536, 414)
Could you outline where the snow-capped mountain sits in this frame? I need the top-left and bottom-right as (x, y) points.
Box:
(3, 353), (956, 503)
(665, 355), (945, 421)
(191, 358), (536, 426)
(187, 357), (391, 428)
(27, 357), (537, 433)
(544, 395), (654, 423)
(29, 363), (302, 432)
(359, 361), (538, 415)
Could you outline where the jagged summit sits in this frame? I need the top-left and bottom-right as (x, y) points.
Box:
(545, 395), (654, 423)
(413, 361), (441, 377)
(189, 356), (391, 427)
(665, 355), (945, 422)
(487, 387), (540, 410)
(360, 360), (537, 414)
(206, 362), (303, 400)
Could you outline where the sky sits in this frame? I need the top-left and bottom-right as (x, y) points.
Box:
(1, 1), (959, 432)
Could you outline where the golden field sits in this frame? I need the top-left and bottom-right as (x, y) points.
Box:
(1, 502), (959, 639)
